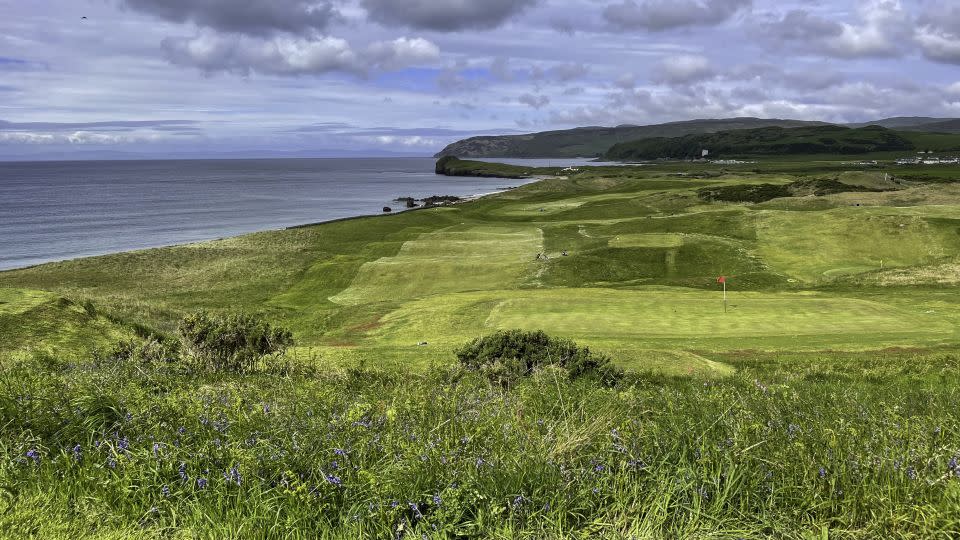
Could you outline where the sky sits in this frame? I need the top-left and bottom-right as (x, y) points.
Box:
(2, 0), (960, 159)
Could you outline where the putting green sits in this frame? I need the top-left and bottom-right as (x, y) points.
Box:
(370, 287), (953, 350)
(330, 225), (542, 305)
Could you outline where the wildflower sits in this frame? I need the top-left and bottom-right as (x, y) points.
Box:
(107, 457), (117, 469)
(787, 424), (800, 438)
(475, 457), (485, 468)
(948, 457), (957, 471)
(409, 502), (424, 519)
(818, 467), (826, 479)
(178, 426), (186, 435)
(117, 437), (130, 453)
(330, 461), (340, 470)
(433, 494), (442, 506)
(161, 485), (170, 497)
(178, 462), (188, 483)
(512, 495), (526, 507)
(325, 474), (342, 487)
(334, 448), (347, 457)
(25, 449), (40, 464)
(906, 466), (917, 480)
(72, 444), (82, 462)
(152, 442), (161, 456)
(196, 477), (208, 489)
(263, 404), (271, 414)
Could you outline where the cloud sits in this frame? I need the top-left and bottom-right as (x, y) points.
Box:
(518, 93), (550, 109)
(761, 1), (912, 58)
(549, 62), (589, 82)
(603, 0), (752, 31)
(362, 0), (539, 32)
(916, 2), (960, 64)
(651, 54), (714, 85)
(0, 119), (198, 131)
(161, 33), (438, 76)
(120, 0), (338, 37)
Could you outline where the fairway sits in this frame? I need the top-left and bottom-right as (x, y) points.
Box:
(330, 225), (542, 305)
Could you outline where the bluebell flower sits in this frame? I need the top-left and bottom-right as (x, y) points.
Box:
(512, 495), (526, 507)
(409, 502), (423, 519)
(152, 442), (161, 456)
(107, 457), (117, 469)
(594, 464), (605, 472)
(178, 426), (186, 435)
(161, 485), (170, 497)
(948, 457), (958, 471)
(196, 477), (208, 489)
(475, 457), (485, 468)
(72, 444), (82, 462)
(433, 494), (442, 506)
(818, 467), (826, 479)
(330, 461), (340, 470)
(25, 449), (40, 464)
(178, 462), (188, 483)
(325, 474), (342, 487)
(334, 448), (347, 457)
(907, 466), (917, 480)
(117, 437), (130, 452)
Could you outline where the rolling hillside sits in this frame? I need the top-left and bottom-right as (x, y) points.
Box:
(604, 125), (960, 161)
(434, 117), (829, 158)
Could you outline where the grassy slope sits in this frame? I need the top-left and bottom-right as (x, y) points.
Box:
(2, 159), (960, 376)
(605, 125), (960, 161)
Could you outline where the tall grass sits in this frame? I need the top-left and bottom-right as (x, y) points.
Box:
(1, 350), (958, 538)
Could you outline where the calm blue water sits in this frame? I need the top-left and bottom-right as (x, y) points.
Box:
(0, 158), (527, 271)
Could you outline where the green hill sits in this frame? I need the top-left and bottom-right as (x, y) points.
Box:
(434, 117), (829, 158)
(603, 125), (942, 160)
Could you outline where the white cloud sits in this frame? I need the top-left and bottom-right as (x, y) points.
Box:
(161, 33), (439, 76)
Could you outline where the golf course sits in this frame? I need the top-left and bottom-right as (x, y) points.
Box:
(1, 157), (959, 538)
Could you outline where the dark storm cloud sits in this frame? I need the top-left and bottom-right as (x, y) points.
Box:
(120, 0), (338, 36)
(362, 0), (540, 31)
(0, 119), (198, 131)
(603, 0), (752, 31)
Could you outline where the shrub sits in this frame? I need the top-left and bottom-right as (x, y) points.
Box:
(455, 329), (623, 387)
(102, 338), (178, 365)
(178, 311), (293, 373)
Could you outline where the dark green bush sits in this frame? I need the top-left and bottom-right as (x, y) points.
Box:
(455, 329), (622, 387)
(178, 311), (293, 373)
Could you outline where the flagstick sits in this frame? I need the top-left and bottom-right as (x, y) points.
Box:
(723, 280), (727, 313)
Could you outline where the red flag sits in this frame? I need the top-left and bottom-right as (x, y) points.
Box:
(717, 276), (726, 284)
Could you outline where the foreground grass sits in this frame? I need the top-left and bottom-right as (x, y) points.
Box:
(2, 350), (959, 539)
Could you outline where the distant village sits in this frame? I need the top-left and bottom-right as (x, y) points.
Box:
(894, 152), (960, 165)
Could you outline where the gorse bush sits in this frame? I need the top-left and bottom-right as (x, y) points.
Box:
(177, 311), (293, 373)
(456, 329), (623, 386)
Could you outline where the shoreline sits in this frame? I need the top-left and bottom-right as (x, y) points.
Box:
(0, 178), (533, 274)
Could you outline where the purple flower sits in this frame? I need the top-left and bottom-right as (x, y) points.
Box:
(25, 449), (40, 464)
(196, 477), (208, 489)
(475, 457), (485, 468)
(152, 442), (161, 456)
(906, 466), (917, 480)
(594, 464), (605, 472)
(949, 457), (958, 471)
(512, 495), (526, 507)
(178, 462), (188, 483)
(325, 474), (342, 487)
(161, 485), (170, 497)
(117, 437), (130, 453)
(818, 467), (826, 479)
(333, 448), (347, 457)
(409, 502), (423, 519)
(178, 426), (186, 435)
(71, 444), (82, 462)
(432, 494), (442, 506)
(107, 457), (117, 469)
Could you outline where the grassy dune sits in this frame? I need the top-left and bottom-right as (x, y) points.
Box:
(2, 159), (960, 537)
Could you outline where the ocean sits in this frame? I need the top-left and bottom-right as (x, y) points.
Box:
(0, 157), (532, 271)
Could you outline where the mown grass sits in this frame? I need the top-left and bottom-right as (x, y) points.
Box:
(1, 349), (958, 539)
